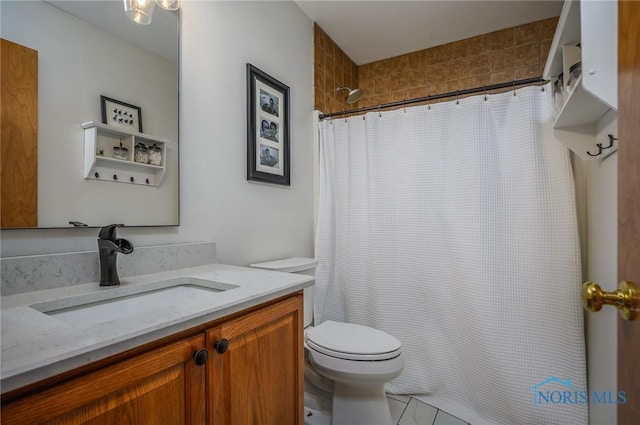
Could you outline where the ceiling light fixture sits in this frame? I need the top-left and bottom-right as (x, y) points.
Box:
(154, 0), (180, 11)
(123, 0), (155, 25)
(124, 0), (180, 25)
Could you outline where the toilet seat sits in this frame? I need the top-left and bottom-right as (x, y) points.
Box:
(305, 321), (401, 361)
(249, 258), (403, 425)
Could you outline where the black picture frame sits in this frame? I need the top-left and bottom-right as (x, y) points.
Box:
(246, 64), (290, 186)
(100, 95), (143, 133)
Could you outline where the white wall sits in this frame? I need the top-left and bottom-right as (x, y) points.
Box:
(585, 111), (618, 425)
(0, 1), (315, 267)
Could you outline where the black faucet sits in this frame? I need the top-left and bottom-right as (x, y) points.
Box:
(98, 224), (134, 286)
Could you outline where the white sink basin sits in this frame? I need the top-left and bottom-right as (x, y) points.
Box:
(30, 277), (238, 328)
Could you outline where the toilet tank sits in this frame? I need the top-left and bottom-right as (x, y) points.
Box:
(249, 257), (317, 327)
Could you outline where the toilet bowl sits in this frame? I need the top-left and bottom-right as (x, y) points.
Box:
(250, 258), (404, 425)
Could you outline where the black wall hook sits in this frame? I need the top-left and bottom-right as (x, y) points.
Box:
(587, 144), (605, 157)
(604, 134), (617, 149)
(587, 134), (618, 157)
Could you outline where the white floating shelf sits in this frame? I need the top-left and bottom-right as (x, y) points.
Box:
(543, 0), (617, 161)
(82, 121), (169, 186)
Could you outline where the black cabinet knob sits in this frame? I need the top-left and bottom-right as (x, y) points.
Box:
(214, 338), (229, 354)
(193, 348), (209, 365)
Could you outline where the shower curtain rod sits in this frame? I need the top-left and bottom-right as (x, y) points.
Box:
(318, 76), (546, 120)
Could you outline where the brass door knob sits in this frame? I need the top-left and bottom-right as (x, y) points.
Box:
(582, 280), (639, 320)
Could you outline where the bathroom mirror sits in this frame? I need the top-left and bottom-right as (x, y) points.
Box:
(0, 0), (179, 228)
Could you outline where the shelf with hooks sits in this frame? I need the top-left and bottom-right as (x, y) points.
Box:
(544, 0), (618, 161)
(82, 121), (169, 186)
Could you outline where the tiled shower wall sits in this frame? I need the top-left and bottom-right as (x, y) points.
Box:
(313, 23), (360, 115)
(314, 17), (558, 115)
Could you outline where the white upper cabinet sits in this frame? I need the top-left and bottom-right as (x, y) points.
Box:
(580, 0), (617, 110)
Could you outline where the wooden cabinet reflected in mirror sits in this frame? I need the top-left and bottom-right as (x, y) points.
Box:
(0, 0), (179, 229)
(1, 39), (38, 227)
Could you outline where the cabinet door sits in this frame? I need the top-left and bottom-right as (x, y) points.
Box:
(1, 335), (207, 425)
(207, 294), (304, 425)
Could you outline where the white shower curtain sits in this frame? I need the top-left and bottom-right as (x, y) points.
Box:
(315, 85), (587, 425)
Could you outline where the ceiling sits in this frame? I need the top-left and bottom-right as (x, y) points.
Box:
(45, 1), (563, 67)
(295, 0), (563, 65)
(46, 1), (178, 63)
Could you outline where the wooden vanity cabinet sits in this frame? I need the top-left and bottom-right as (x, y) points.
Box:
(206, 293), (304, 425)
(1, 334), (207, 425)
(0, 293), (304, 425)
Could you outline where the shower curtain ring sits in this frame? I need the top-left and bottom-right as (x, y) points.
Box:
(344, 111), (348, 122)
(484, 86), (487, 101)
(427, 94), (431, 110)
(403, 99), (407, 114)
(456, 90), (459, 105)
(513, 80), (517, 96)
(378, 104), (382, 117)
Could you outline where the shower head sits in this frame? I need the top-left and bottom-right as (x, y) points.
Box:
(337, 86), (364, 104)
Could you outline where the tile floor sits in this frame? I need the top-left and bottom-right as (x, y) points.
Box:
(387, 394), (469, 425)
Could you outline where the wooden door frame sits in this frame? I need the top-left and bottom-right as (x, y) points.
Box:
(617, 1), (640, 424)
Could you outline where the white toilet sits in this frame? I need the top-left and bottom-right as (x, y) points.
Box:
(250, 257), (404, 425)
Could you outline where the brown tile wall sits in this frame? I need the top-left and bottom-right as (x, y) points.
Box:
(314, 17), (558, 114)
(314, 23), (359, 114)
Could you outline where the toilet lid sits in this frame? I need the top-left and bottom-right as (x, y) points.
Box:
(305, 321), (401, 361)
(250, 257), (317, 272)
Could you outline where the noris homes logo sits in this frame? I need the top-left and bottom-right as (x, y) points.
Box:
(530, 377), (627, 406)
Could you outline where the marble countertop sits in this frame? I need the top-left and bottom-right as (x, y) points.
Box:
(0, 263), (314, 394)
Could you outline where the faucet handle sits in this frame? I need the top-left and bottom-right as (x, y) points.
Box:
(98, 224), (124, 241)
